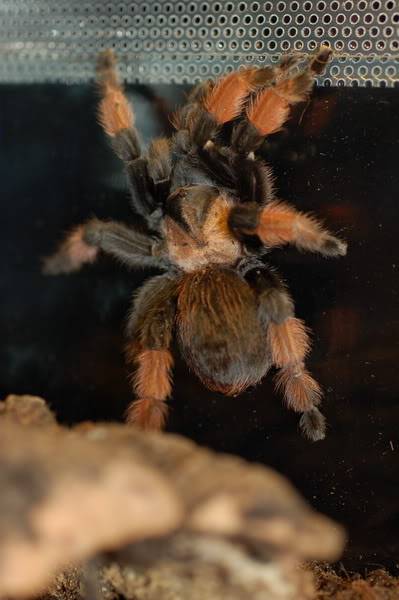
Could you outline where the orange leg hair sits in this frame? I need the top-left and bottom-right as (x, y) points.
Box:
(96, 49), (134, 138)
(126, 348), (174, 430)
(268, 317), (326, 441)
(42, 224), (98, 275)
(257, 201), (347, 257)
(246, 44), (332, 137)
(203, 68), (259, 124)
(124, 274), (179, 430)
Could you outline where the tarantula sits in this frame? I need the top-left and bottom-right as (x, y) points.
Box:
(44, 45), (347, 441)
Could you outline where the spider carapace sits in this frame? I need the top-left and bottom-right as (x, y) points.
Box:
(44, 45), (347, 440)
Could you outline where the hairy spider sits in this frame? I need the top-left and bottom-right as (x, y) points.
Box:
(43, 45), (346, 441)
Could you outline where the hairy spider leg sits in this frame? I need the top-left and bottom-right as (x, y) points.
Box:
(268, 317), (325, 441)
(243, 263), (325, 441)
(97, 50), (172, 221)
(96, 49), (140, 161)
(125, 275), (179, 429)
(173, 67), (260, 148)
(42, 219), (165, 274)
(230, 44), (332, 157)
(228, 200), (347, 257)
(202, 68), (259, 125)
(246, 44), (332, 138)
(256, 201), (347, 256)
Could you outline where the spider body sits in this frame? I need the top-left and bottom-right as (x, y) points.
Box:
(178, 267), (271, 396)
(44, 45), (347, 440)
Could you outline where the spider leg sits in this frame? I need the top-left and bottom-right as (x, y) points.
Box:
(125, 274), (180, 429)
(42, 219), (167, 274)
(242, 261), (325, 441)
(97, 51), (172, 220)
(268, 317), (325, 441)
(229, 200), (347, 257)
(97, 49), (140, 160)
(173, 67), (261, 150)
(232, 44), (332, 154)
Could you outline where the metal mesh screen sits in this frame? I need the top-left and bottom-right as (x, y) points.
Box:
(0, 0), (398, 86)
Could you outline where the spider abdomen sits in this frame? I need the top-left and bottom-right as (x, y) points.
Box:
(177, 268), (271, 395)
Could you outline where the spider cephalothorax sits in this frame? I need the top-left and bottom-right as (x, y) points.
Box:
(44, 45), (347, 440)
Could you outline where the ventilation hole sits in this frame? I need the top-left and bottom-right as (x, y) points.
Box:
(296, 14), (305, 24)
(372, 65), (382, 77)
(290, 0), (300, 9)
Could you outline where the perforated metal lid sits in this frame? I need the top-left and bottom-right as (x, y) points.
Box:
(0, 0), (397, 86)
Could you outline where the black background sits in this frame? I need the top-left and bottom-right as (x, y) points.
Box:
(1, 82), (398, 573)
